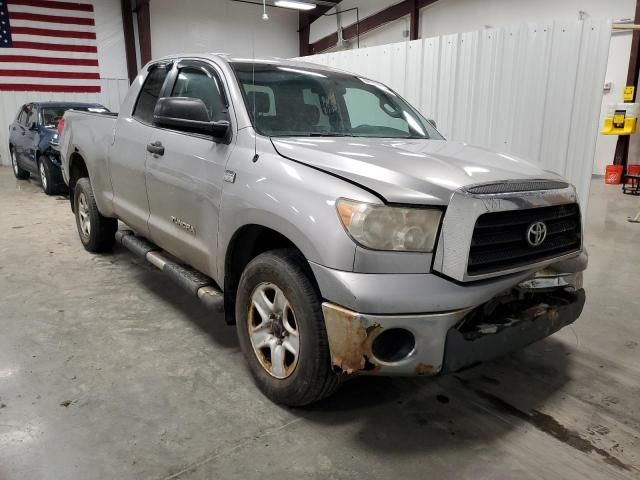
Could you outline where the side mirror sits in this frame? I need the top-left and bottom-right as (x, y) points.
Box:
(427, 119), (437, 129)
(153, 97), (230, 143)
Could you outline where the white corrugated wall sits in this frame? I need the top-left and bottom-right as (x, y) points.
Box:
(299, 19), (611, 208)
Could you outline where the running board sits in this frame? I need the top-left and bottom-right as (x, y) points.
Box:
(115, 230), (224, 312)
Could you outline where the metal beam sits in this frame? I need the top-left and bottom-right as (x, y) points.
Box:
(613, 0), (640, 168)
(299, 0), (342, 56)
(409, 0), (419, 40)
(121, 0), (137, 83)
(134, 0), (152, 66)
(308, 0), (438, 54)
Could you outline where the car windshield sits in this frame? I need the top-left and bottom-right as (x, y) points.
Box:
(232, 62), (442, 140)
(41, 106), (108, 128)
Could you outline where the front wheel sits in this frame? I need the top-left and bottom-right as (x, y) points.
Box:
(10, 148), (29, 180)
(38, 156), (58, 195)
(236, 249), (340, 406)
(74, 177), (117, 252)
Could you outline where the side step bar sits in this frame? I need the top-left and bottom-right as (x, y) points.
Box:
(115, 230), (224, 312)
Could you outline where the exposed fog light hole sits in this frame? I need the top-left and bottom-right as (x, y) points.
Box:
(371, 328), (415, 363)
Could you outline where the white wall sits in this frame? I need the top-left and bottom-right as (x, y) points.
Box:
(0, 0), (128, 166)
(150, 0), (299, 59)
(419, 0), (636, 174)
(302, 19), (611, 209)
(308, 0), (636, 174)
(309, 0), (409, 50)
(419, 0), (634, 35)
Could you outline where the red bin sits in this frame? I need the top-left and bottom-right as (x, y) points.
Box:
(627, 164), (640, 183)
(605, 164), (624, 184)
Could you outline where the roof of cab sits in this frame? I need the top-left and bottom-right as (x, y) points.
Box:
(31, 101), (106, 109)
(150, 53), (346, 75)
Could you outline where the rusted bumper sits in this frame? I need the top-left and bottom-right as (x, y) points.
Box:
(321, 287), (585, 376)
(441, 288), (585, 373)
(321, 303), (472, 375)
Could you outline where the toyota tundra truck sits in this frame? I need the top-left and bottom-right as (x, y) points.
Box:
(59, 54), (587, 406)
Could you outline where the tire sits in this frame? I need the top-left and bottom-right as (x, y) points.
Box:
(38, 155), (58, 195)
(10, 147), (29, 180)
(236, 248), (340, 406)
(74, 177), (117, 252)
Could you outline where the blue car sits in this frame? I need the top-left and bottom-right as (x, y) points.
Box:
(8, 102), (109, 195)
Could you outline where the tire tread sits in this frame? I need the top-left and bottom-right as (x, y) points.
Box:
(74, 177), (117, 252)
(236, 248), (340, 406)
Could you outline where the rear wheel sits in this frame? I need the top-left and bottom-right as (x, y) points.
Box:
(74, 177), (117, 252)
(10, 148), (29, 180)
(236, 249), (340, 406)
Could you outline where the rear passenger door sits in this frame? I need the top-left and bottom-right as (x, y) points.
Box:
(22, 107), (39, 170)
(110, 63), (171, 237)
(145, 60), (235, 278)
(12, 106), (29, 164)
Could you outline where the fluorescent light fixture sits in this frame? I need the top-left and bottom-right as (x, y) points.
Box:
(274, 1), (316, 11)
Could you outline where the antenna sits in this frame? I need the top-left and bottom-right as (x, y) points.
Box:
(252, 17), (259, 162)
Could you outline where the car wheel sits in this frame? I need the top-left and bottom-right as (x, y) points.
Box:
(236, 248), (340, 406)
(10, 148), (29, 180)
(38, 156), (56, 195)
(74, 177), (117, 252)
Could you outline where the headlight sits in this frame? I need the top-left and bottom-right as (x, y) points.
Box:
(336, 198), (442, 252)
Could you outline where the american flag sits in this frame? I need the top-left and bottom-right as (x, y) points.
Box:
(0, 0), (100, 93)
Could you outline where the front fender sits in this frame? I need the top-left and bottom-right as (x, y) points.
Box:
(217, 131), (380, 282)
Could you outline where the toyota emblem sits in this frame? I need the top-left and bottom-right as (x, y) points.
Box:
(526, 221), (547, 247)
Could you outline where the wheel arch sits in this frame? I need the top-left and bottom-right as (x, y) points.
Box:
(68, 151), (89, 212)
(223, 224), (320, 325)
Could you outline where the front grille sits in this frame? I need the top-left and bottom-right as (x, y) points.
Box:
(468, 203), (581, 276)
(465, 180), (569, 195)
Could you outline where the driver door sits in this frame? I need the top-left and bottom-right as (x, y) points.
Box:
(145, 60), (235, 278)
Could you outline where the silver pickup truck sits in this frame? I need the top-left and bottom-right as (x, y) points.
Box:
(60, 54), (586, 406)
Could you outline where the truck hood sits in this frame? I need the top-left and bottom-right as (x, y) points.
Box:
(271, 137), (564, 205)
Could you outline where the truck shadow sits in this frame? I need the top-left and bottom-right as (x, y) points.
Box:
(117, 246), (597, 460)
(297, 337), (577, 455)
(115, 244), (239, 351)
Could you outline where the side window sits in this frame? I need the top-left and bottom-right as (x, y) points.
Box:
(17, 107), (28, 125)
(26, 108), (38, 127)
(133, 67), (169, 124)
(171, 67), (225, 121)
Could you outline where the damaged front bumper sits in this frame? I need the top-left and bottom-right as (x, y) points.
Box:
(321, 276), (585, 376)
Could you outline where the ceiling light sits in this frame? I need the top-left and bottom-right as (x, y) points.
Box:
(274, 1), (316, 11)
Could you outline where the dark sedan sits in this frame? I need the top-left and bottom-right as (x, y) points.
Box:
(8, 102), (109, 195)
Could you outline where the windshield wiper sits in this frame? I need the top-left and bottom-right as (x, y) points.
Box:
(307, 132), (353, 137)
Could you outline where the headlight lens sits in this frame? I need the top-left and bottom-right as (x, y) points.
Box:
(336, 199), (442, 252)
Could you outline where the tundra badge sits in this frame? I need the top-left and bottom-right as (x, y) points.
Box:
(171, 216), (195, 234)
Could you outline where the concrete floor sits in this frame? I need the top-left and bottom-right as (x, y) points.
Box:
(0, 166), (639, 479)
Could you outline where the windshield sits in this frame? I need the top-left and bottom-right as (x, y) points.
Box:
(41, 106), (108, 128)
(232, 62), (442, 139)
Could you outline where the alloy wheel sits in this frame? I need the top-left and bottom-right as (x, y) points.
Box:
(11, 151), (18, 175)
(78, 192), (91, 237)
(247, 282), (300, 379)
(40, 161), (47, 190)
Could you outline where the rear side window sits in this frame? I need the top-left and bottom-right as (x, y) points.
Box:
(17, 107), (28, 125)
(133, 67), (169, 124)
(26, 108), (38, 127)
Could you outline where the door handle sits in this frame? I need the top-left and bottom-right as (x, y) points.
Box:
(146, 141), (164, 156)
